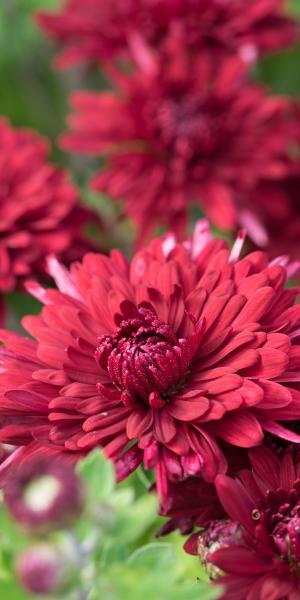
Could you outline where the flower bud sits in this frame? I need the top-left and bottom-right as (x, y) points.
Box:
(4, 457), (84, 532)
(16, 543), (74, 596)
(197, 520), (242, 579)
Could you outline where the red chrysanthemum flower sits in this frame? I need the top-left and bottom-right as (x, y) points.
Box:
(37, 0), (298, 69)
(0, 117), (101, 294)
(61, 53), (297, 243)
(1, 223), (300, 507)
(206, 447), (300, 599)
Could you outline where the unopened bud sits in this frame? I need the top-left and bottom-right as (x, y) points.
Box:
(198, 520), (242, 579)
(16, 543), (74, 596)
(4, 457), (84, 532)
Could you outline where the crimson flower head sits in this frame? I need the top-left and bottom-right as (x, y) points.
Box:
(1, 223), (300, 508)
(0, 117), (100, 293)
(62, 54), (296, 243)
(37, 0), (298, 69)
(207, 447), (300, 599)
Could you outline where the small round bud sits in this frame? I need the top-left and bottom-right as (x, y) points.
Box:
(198, 520), (242, 579)
(4, 457), (84, 532)
(16, 543), (73, 596)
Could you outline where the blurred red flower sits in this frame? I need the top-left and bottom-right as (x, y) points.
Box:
(37, 0), (298, 69)
(239, 171), (300, 261)
(61, 53), (297, 244)
(208, 447), (300, 599)
(0, 118), (101, 294)
(1, 223), (300, 507)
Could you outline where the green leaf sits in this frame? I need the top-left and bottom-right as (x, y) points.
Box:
(0, 577), (33, 600)
(128, 542), (175, 570)
(76, 450), (115, 501)
(111, 493), (158, 544)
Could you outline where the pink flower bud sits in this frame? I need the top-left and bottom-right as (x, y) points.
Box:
(4, 457), (84, 532)
(16, 544), (74, 596)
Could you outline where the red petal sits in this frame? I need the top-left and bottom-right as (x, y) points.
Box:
(154, 409), (177, 443)
(183, 533), (199, 555)
(261, 420), (300, 443)
(215, 475), (256, 532)
(212, 410), (263, 447)
(166, 428), (190, 455)
(210, 546), (272, 575)
(249, 446), (281, 492)
(256, 379), (292, 409)
(242, 348), (289, 378)
(280, 452), (296, 493)
(203, 374), (242, 394)
(3, 390), (49, 414)
(126, 407), (153, 439)
(233, 286), (276, 326)
(167, 394), (210, 421)
(115, 445), (143, 482)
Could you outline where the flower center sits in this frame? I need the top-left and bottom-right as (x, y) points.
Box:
(23, 476), (62, 513)
(153, 95), (219, 159)
(95, 307), (193, 408)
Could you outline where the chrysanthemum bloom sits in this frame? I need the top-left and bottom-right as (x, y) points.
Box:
(61, 53), (297, 243)
(37, 0), (298, 69)
(206, 447), (300, 599)
(1, 223), (300, 507)
(0, 117), (101, 293)
(4, 457), (84, 532)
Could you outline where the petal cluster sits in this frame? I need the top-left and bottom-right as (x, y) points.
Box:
(1, 224), (300, 509)
(0, 117), (100, 293)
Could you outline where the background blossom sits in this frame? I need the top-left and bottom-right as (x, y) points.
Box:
(0, 117), (101, 295)
(62, 53), (299, 243)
